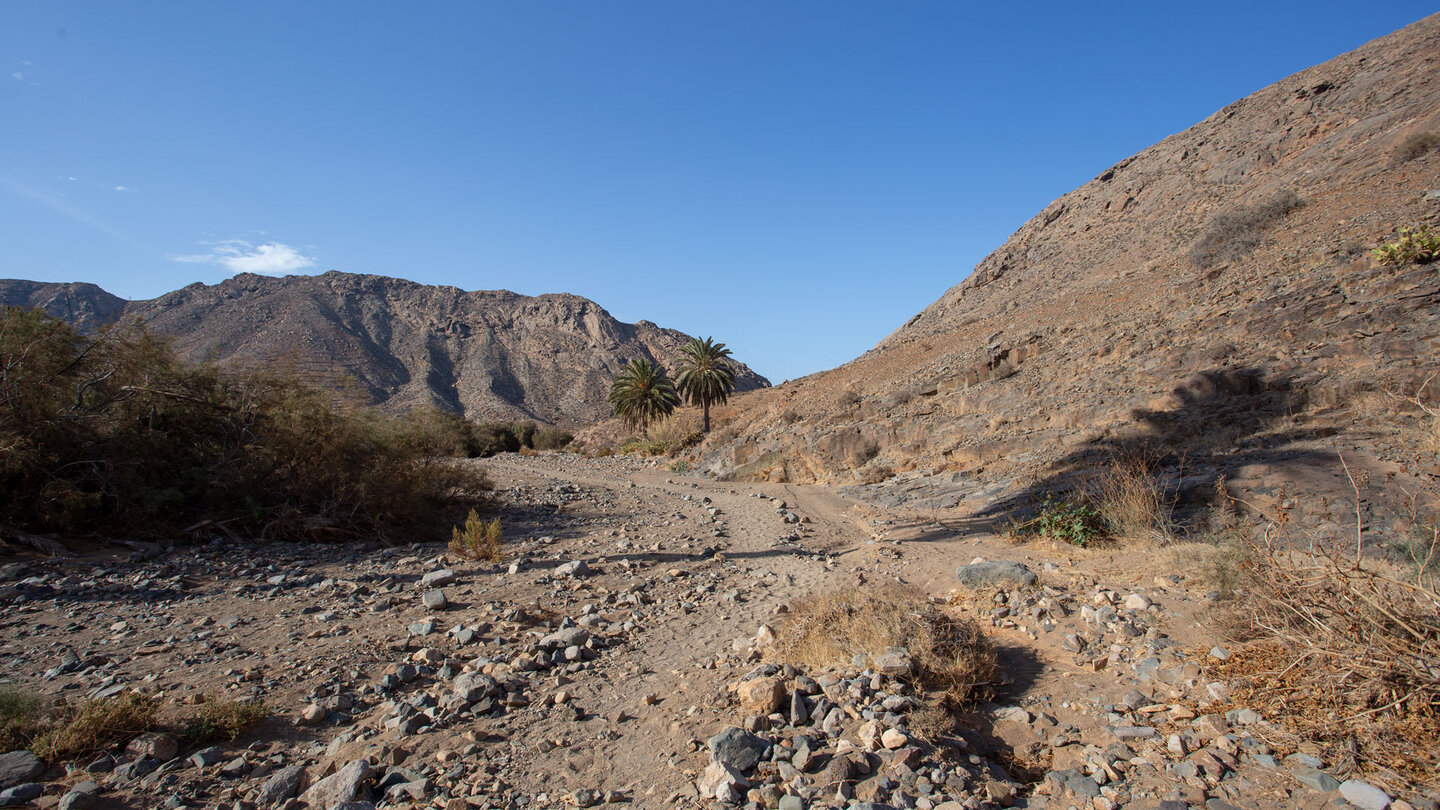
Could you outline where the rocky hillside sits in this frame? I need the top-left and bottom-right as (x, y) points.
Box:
(0, 272), (768, 426)
(701, 14), (1440, 517)
(0, 280), (126, 334)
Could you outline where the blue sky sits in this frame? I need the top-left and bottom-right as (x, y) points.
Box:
(3, 2), (1434, 383)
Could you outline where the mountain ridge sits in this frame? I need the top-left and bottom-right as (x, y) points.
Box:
(0, 271), (768, 427)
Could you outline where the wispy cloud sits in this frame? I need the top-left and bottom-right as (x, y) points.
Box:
(1, 175), (149, 252)
(113, 185), (132, 192)
(173, 240), (317, 275)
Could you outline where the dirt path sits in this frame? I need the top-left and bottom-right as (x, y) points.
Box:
(0, 452), (1411, 809)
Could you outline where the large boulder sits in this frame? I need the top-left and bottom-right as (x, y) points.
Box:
(0, 752), (43, 789)
(300, 759), (373, 810)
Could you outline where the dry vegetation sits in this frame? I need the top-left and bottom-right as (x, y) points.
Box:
(176, 698), (269, 747)
(1391, 130), (1440, 166)
(0, 308), (491, 547)
(0, 689), (268, 760)
(769, 587), (1000, 710)
(1208, 487), (1440, 788)
(1187, 190), (1305, 267)
(1093, 453), (1178, 545)
(30, 693), (159, 761)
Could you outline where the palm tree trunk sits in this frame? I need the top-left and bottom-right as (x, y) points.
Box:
(702, 399), (711, 433)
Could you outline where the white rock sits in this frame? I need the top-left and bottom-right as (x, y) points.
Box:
(1123, 593), (1152, 611)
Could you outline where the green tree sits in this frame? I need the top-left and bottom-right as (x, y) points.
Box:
(675, 337), (736, 433)
(608, 358), (679, 432)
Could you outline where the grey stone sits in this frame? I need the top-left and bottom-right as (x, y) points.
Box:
(1043, 769), (1100, 801)
(707, 726), (769, 773)
(189, 746), (225, 768)
(0, 784), (43, 802)
(1113, 725), (1158, 740)
(954, 560), (1036, 589)
(420, 569), (455, 588)
(421, 589), (447, 611)
(301, 759), (373, 809)
(126, 732), (178, 761)
(453, 672), (500, 703)
(539, 627), (590, 649)
(556, 560), (592, 578)
(0, 752), (43, 789)
(1285, 752), (1324, 769)
(255, 764), (308, 807)
(57, 784), (101, 810)
(1292, 766), (1340, 792)
(1338, 780), (1391, 810)
(778, 796), (805, 810)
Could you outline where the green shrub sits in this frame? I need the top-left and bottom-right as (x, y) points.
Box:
(1006, 496), (1107, 547)
(619, 437), (669, 456)
(1373, 225), (1440, 266)
(1034, 498), (1106, 547)
(0, 308), (488, 542)
(470, 423), (522, 456)
(1188, 191), (1304, 267)
(449, 509), (503, 561)
(177, 699), (267, 746)
(532, 427), (574, 450)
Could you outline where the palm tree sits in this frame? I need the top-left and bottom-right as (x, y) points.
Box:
(675, 337), (736, 433)
(609, 358), (679, 431)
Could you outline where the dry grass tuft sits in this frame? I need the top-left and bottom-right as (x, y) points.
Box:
(1391, 131), (1440, 166)
(177, 699), (268, 746)
(33, 692), (158, 761)
(769, 587), (1000, 709)
(1188, 190), (1304, 267)
(1094, 453), (1177, 545)
(0, 688), (50, 753)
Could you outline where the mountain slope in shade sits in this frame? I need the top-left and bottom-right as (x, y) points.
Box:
(1, 272), (768, 427)
(700, 13), (1440, 518)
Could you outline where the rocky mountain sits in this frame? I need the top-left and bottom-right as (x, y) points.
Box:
(700, 14), (1440, 517)
(0, 280), (126, 334)
(0, 272), (768, 426)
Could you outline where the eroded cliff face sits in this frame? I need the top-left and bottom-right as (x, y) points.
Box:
(700, 14), (1440, 513)
(3, 272), (767, 426)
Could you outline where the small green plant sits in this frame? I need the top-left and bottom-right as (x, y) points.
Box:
(449, 510), (503, 561)
(32, 692), (158, 761)
(1027, 497), (1106, 547)
(619, 437), (670, 456)
(1373, 225), (1440, 266)
(178, 699), (268, 746)
(669, 458), (690, 473)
